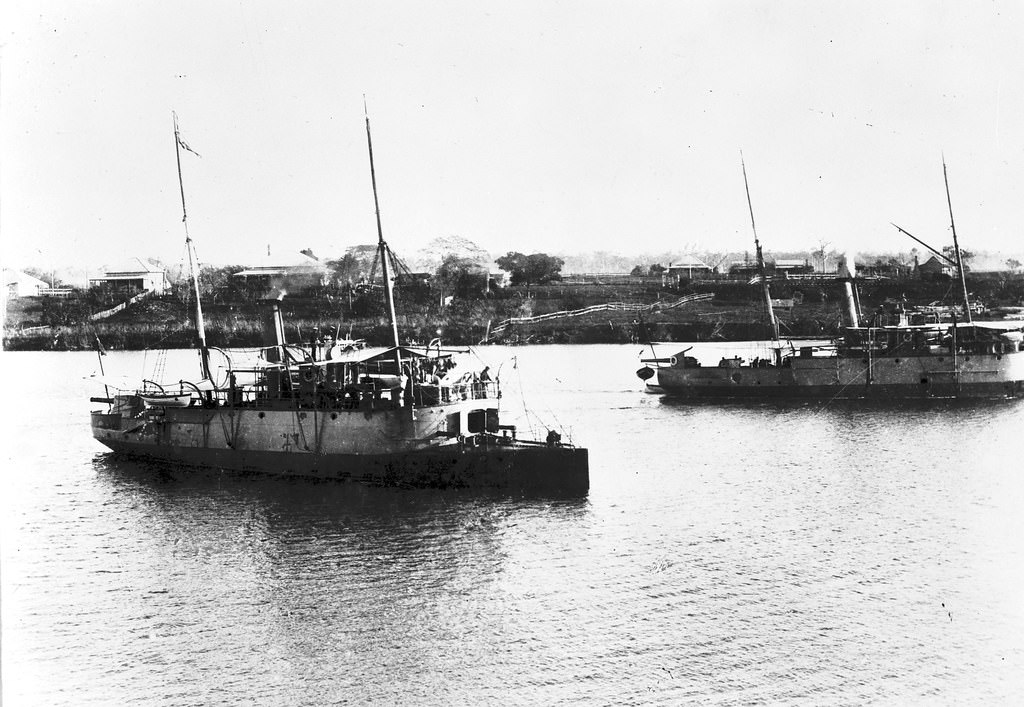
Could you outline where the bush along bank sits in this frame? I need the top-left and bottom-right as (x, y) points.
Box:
(6, 273), (1022, 351)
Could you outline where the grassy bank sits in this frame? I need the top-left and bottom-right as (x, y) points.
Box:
(5, 274), (1023, 351)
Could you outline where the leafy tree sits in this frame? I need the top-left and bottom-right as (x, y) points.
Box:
(199, 265), (245, 303)
(435, 255), (485, 300)
(631, 263), (665, 276)
(496, 252), (527, 281)
(496, 251), (564, 285)
(326, 253), (366, 287)
(1006, 258), (1022, 272)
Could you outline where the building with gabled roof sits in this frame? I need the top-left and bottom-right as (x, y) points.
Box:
(233, 249), (330, 291)
(4, 269), (49, 298)
(89, 258), (168, 294)
(918, 255), (955, 279)
(665, 255), (713, 283)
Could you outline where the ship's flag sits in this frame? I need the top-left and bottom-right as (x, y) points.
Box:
(177, 135), (201, 158)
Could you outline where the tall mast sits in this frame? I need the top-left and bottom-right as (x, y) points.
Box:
(173, 112), (211, 381)
(943, 158), (973, 324)
(740, 154), (780, 344)
(364, 102), (402, 369)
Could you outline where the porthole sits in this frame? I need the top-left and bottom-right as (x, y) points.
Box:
(258, 412), (265, 419)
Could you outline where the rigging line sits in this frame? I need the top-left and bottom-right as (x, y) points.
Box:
(141, 328), (183, 353)
(513, 359), (538, 439)
(538, 402), (572, 442)
(813, 362), (874, 413)
(292, 408), (312, 452)
(368, 248), (380, 284)
(217, 407), (236, 449)
(511, 355), (569, 438)
(810, 334), (918, 413)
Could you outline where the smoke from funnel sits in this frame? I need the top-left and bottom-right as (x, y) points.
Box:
(837, 251), (857, 279)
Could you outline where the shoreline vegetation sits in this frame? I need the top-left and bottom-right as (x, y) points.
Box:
(5, 275), (1024, 352)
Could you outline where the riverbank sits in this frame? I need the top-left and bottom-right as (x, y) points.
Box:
(5, 275), (1023, 351)
(1, 295), (836, 351)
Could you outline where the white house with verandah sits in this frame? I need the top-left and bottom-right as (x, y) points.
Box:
(232, 250), (330, 292)
(664, 255), (713, 283)
(89, 258), (169, 295)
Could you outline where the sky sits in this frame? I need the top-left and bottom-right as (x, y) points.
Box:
(2, 0), (1022, 272)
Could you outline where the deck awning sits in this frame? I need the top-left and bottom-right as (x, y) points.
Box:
(351, 345), (468, 365)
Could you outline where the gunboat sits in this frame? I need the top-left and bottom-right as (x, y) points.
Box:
(89, 113), (588, 493)
(636, 160), (1024, 400)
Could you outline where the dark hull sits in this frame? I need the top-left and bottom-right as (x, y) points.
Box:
(655, 350), (1024, 401)
(94, 436), (589, 494)
(656, 381), (1024, 400)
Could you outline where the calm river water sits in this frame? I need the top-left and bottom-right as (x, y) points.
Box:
(2, 344), (1023, 705)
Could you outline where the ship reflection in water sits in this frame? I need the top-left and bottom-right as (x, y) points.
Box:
(85, 455), (591, 704)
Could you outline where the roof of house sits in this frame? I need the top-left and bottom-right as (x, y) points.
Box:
(234, 251), (329, 277)
(3, 269), (49, 288)
(667, 255), (711, 269)
(919, 255), (953, 269)
(101, 258), (165, 277)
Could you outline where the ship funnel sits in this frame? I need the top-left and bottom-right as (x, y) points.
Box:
(259, 295), (287, 363)
(837, 251), (860, 328)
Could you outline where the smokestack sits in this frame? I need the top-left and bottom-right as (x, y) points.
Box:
(837, 252), (860, 328)
(260, 291), (287, 362)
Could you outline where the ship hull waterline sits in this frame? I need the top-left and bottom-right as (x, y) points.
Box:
(653, 351), (1024, 401)
(91, 406), (588, 494)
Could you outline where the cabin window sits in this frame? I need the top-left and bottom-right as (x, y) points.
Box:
(467, 410), (486, 433)
(446, 412), (461, 437)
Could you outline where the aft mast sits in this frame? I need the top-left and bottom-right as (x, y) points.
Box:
(173, 112), (212, 382)
(943, 158), (973, 324)
(740, 155), (781, 359)
(364, 102), (402, 371)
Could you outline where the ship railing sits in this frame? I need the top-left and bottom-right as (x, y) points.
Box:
(414, 380), (499, 407)
(184, 369), (502, 411)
